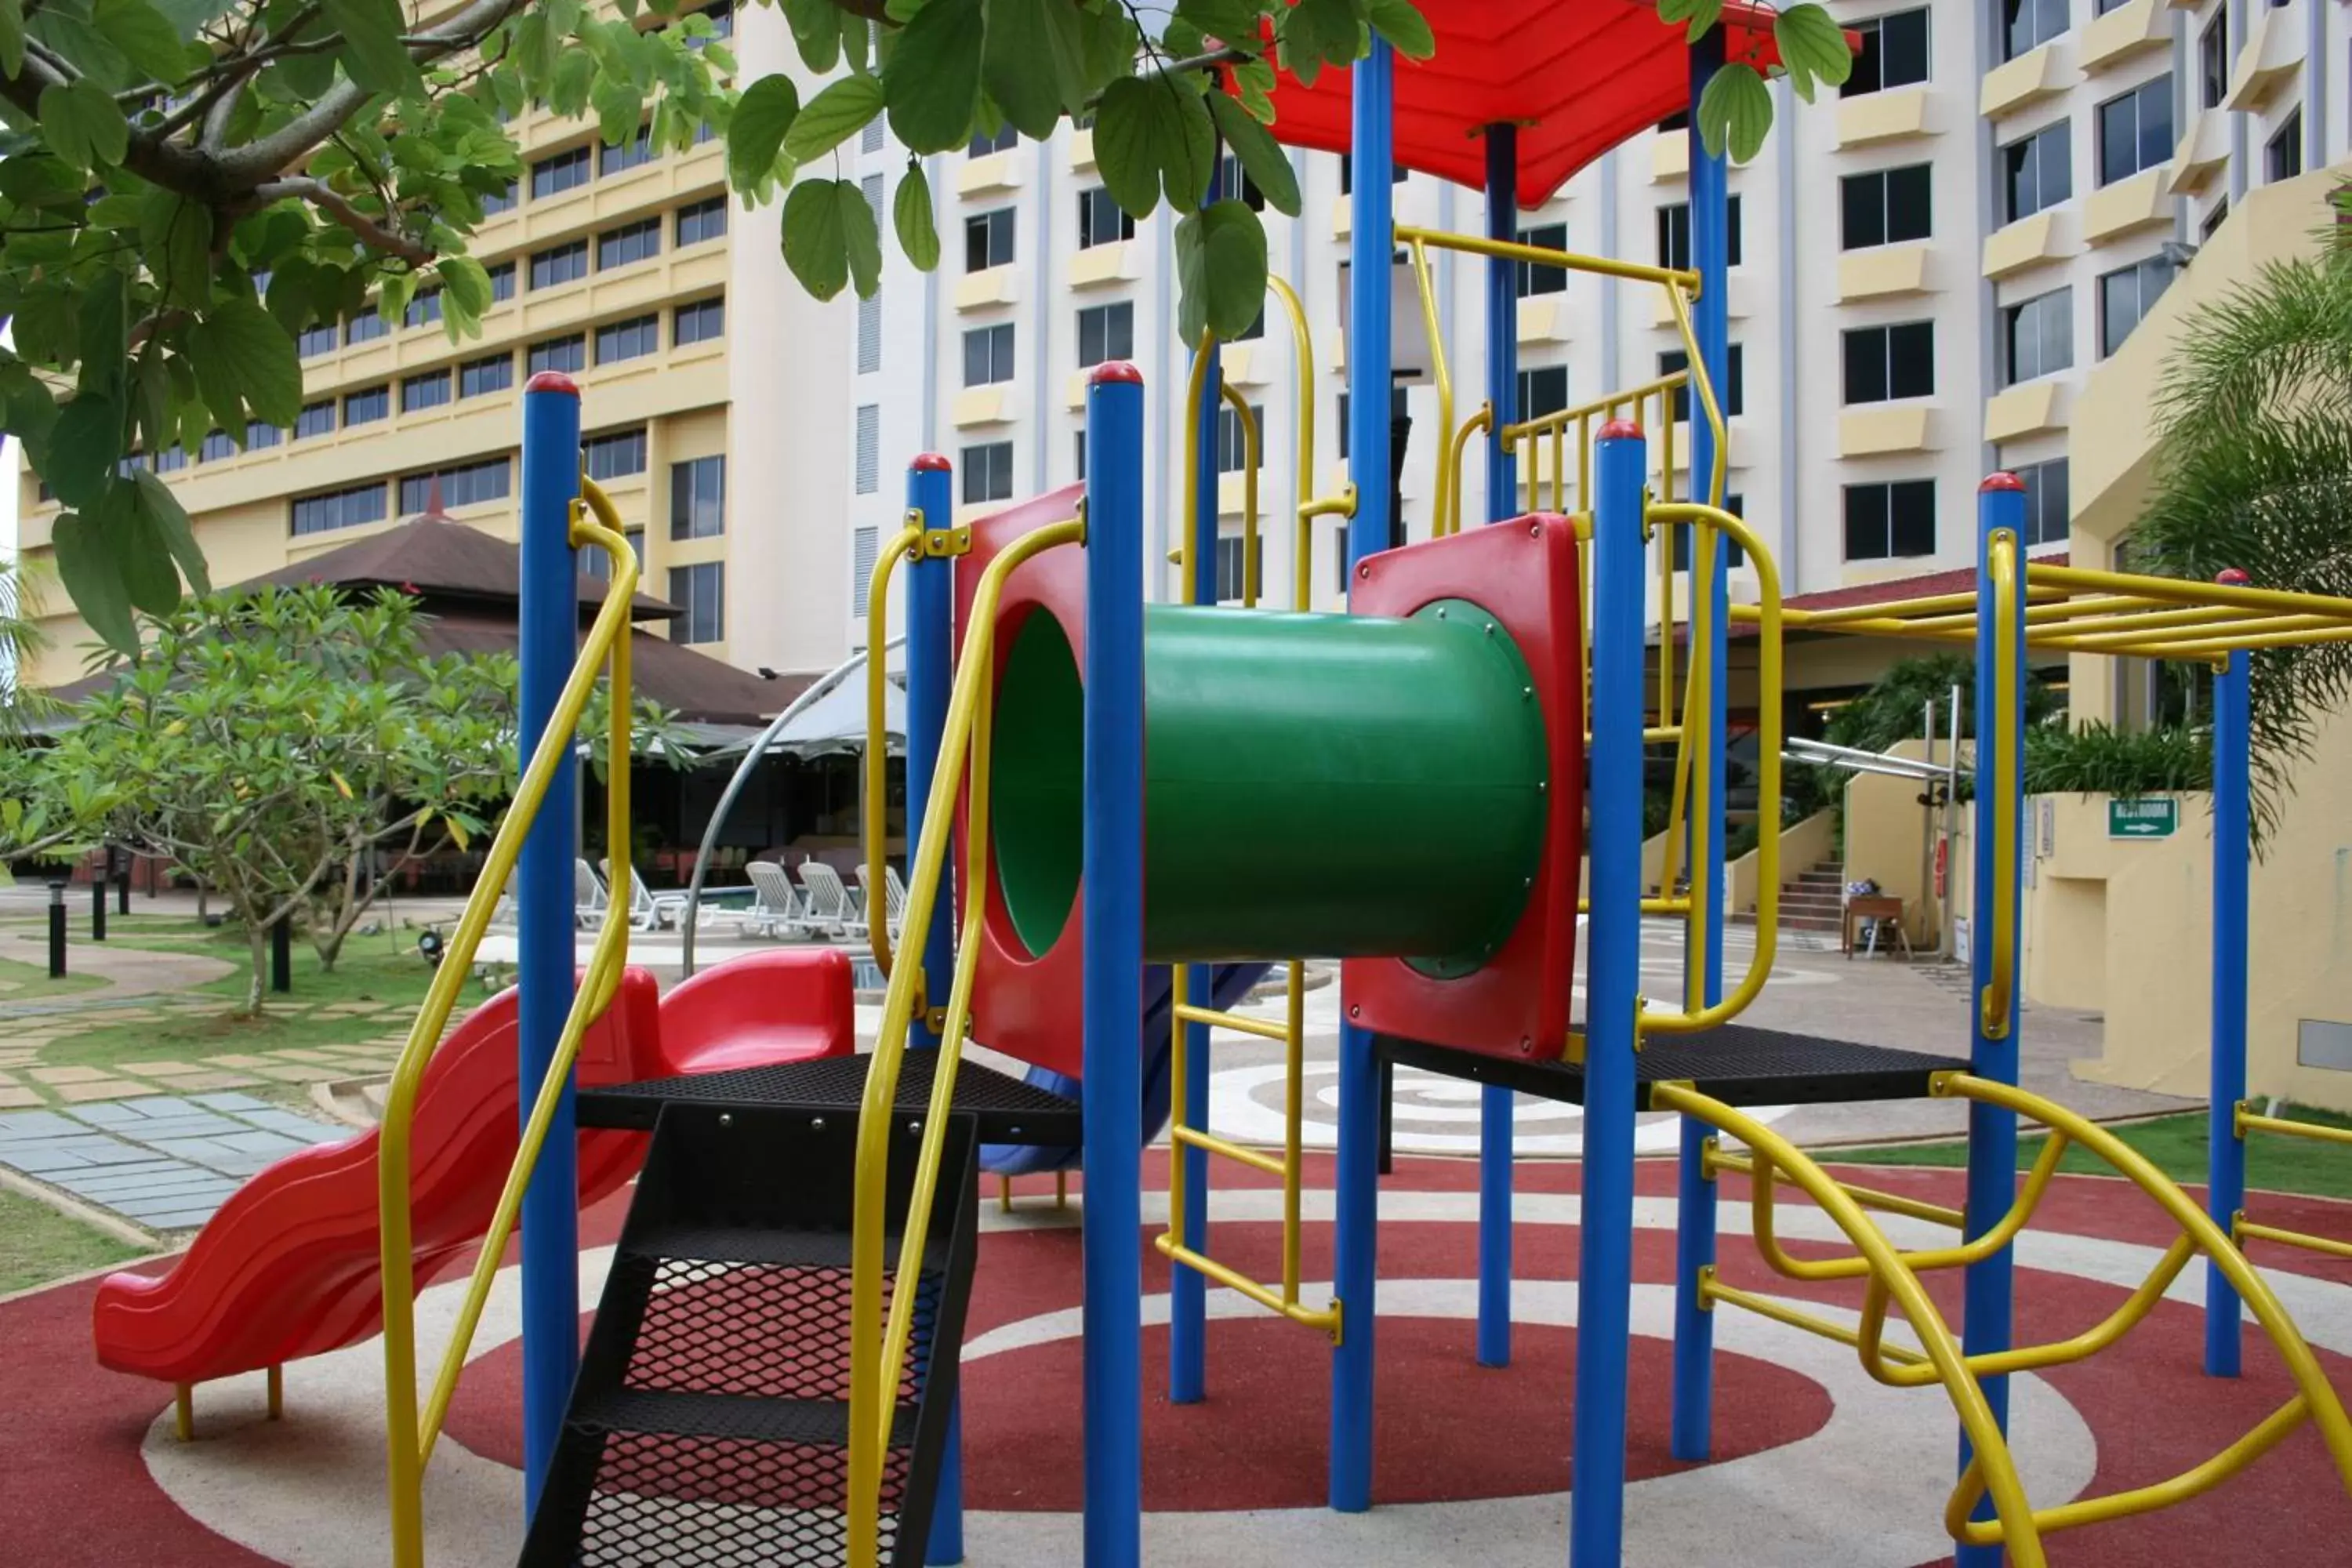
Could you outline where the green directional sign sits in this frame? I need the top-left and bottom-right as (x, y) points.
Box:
(2108, 797), (2178, 840)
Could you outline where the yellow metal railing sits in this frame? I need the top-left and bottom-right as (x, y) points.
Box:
(862, 521), (925, 989)
(2232, 1104), (2352, 1259)
(381, 478), (638, 1568)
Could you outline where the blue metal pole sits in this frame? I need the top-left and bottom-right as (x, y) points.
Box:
(1573, 419), (1650, 1566)
(1080, 361), (1146, 1568)
(516, 370), (582, 1514)
(1171, 330), (1221, 1406)
(1476, 119), (1519, 1373)
(906, 452), (966, 1564)
(1671, 30), (1731, 1465)
(2205, 629), (2252, 1378)
(1958, 472), (2027, 1568)
(1330, 35), (1393, 1517)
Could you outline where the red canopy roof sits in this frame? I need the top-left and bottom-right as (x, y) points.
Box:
(1259, 1), (1791, 208)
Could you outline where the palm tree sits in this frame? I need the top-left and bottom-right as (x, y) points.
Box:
(0, 556), (50, 737)
(2129, 187), (2352, 845)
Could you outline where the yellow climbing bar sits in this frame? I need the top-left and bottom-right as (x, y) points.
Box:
(2229, 1104), (2352, 1260)
(862, 521), (924, 989)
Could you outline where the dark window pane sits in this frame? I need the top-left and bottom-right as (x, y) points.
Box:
(675, 296), (726, 345)
(670, 455), (726, 539)
(459, 353), (513, 397)
(1516, 222), (1566, 297)
(1889, 320), (1935, 398)
(1886, 163), (1932, 241)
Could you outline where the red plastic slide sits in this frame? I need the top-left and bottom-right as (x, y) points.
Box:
(92, 949), (853, 1387)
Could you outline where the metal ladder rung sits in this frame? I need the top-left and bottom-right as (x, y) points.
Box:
(1172, 1124), (1286, 1178)
(1152, 1234), (1341, 1339)
(1171, 1004), (1291, 1044)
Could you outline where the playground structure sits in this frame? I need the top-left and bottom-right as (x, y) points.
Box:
(80, 8), (2352, 1568)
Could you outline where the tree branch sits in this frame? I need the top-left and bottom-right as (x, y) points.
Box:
(247, 176), (434, 265)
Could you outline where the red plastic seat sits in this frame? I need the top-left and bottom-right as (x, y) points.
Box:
(651, 946), (855, 1077)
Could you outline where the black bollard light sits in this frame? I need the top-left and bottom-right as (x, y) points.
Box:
(270, 915), (292, 994)
(91, 860), (107, 942)
(114, 847), (129, 916)
(47, 879), (67, 979)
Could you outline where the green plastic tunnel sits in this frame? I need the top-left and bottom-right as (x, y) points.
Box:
(989, 601), (1550, 972)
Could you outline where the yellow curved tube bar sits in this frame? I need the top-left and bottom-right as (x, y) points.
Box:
(863, 523), (924, 989)
(382, 480), (638, 1568)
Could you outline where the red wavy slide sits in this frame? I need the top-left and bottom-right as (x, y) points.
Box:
(92, 948), (854, 1388)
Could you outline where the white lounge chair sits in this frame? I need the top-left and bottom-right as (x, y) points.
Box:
(854, 863), (908, 941)
(573, 859), (606, 929)
(793, 861), (866, 942)
(598, 858), (739, 934)
(745, 861), (819, 940)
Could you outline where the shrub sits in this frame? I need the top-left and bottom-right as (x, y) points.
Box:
(2022, 720), (2212, 797)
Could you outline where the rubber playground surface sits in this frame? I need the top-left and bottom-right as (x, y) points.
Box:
(4, 1150), (2348, 1568)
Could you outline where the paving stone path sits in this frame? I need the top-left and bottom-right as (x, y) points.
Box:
(0, 1094), (348, 1230)
(0, 998), (431, 1111)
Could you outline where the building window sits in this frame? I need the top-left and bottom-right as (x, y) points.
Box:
(1076, 186), (1134, 249)
(963, 208), (1017, 274)
(2013, 456), (2069, 546)
(1844, 7), (1929, 96)
(1215, 402), (1265, 473)
(2198, 13), (2227, 110)
(961, 441), (1014, 504)
(861, 118), (886, 154)
(1516, 223), (1566, 296)
(857, 294), (881, 372)
(1076, 301), (1134, 367)
(2096, 74), (2173, 187)
(1336, 386), (1409, 460)
(481, 179), (519, 216)
(530, 240), (588, 290)
(2096, 256), (2172, 357)
(405, 289), (443, 328)
(670, 455), (725, 539)
(1843, 479), (1936, 561)
(669, 562), (724, 644)
(968, 122), (1018, 157)
(676, 196), (728, 246)
(531, 145), (591, 198)
(400, 456), (510, 513)
(1655, 196), (1744, 271)
(675, 296), (725, 346)
(297, 321), (338, 358)
(290, 482), (389, 537)
(153, 445), (187, 472)
(2266, 110), (2303, 183)
(1333, 524), (1350, 593)
(851, 524), (880, 615)
(598, 217), (661, 270)
(599, 125), (655, 177)
(1214, 152), (1265, 212)
(597, 314), (660, 365)
(1841, 163), (1933, 249)
(199, 429), (237, 462)
(400, 369), (451, 412)
(584, 429), (648, 481)
(1337, 152), (1407, 194)
(488, 262), (516, 301)
(2002, 122), (2071, 224)
(2003, 0), (2067, 62)
(579, 529), (645, 583)
(1516, 365), (1569, 420)
(1073, 429), (1087, 482)
(345, 306), (386, 344)
(459, 352), (514, 397)
(1659, 345), (1744, 419)
(962, 321), (1016, 386)
(2201, 198), (2229, 242)
(295, 401), (334, 439)
(1214, 533), (1264, 604)
(2002, 285), (2074, 384)
(1842, 321), (1934, 403)
(528, 334), (586, 376)
(855, 405), (880, 495)
(1671, 494), (1748, 569)
(343, 384), (389, 425)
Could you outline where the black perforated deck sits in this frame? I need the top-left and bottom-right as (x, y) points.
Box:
(1377, 1023), (1967, 1109)
(579, 1051), (1082, 1145)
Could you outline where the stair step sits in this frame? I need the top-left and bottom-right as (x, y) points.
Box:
(571, 1385), (917, 1451)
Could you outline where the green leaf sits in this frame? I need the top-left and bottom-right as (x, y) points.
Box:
(140, 189), (213, 312)
(322, 0), (419, 96)
(884, 0), (982, 154)
(1773, 3), (1854, 103)
(75, 269), (127, 403)
(132, 469), (209, 593)
(91, 0), (191, 83)
(1279, 0), (1357, 85)
(840, 176), (883, 298)
(1175, 198), (1267, 345)
(1233, 56), (1277, 123)
(45, 394), (121, 510)
(780, 177), (849, 299)
(439, 254), (491, 318)
(984, 0), (1088, 139)
(1206, 90), (1300, 217)
(187, 298), (300, 427)
(1174, 0), (1261, 45)
(1363, 0), (1435, 60)
(782, 72), (877, 165)
(40, 79), (128, 170)
(97, 479), (182, 618)
(781, 0), (839, 71)
(592, 76), (641, 147)
(1697, 60), (1773, 164)
(49, 510), (136, 654)
(730, 72), (800, 194)
(893, 162), (938, 271)
(1095, 74), (1216, 216)
(0, 0), (23, 78)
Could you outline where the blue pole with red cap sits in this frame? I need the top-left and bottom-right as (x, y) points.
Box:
(2205, 572), (2252, 1379)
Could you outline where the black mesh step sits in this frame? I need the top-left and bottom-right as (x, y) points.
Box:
(522, 1105), (979, 1568)
(1377, 1022), (1969, 1109)
(578, 1050), (1081, 1145)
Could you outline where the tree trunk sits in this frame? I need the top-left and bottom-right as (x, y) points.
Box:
(243, 922), (268, 1016)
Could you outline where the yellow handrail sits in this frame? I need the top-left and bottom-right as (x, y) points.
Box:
(1443, 403), (1491, 538)
(846, 516), (1083, 1568)
(1220, 384), (1262, 603)
(1265, 274), (1320, 608)
(382, 478), (638, 1568)
(1984, 531), (2020, 1039)
(1403, 236), (1453, 535)
(862, 522), (924, 988)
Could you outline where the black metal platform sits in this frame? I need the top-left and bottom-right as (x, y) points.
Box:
(1377, 1022), (1967, 1110)
(578, 1050), (1083, 1145)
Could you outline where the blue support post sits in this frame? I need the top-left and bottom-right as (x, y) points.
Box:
(906, 453), (966, 1564)
(1171, 332), (1221, 1406)
(1329, 36), (1394, 1518)
(2205, 633), (2252, 1377)
(1574, 419), (1650, 1566)
(1476, 120), (1519, 1372)
(1958, 473), (2028, 1568)
(1080, 361), (1146, 1568)
(1671, 31), (1731, 1464)
(516, 371), (583, 1514)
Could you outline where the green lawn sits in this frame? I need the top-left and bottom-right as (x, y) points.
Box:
(1832, 1104), (2352, 1201)
(0, 1185), (150, 1296)
(0, 953), (107, 1000)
